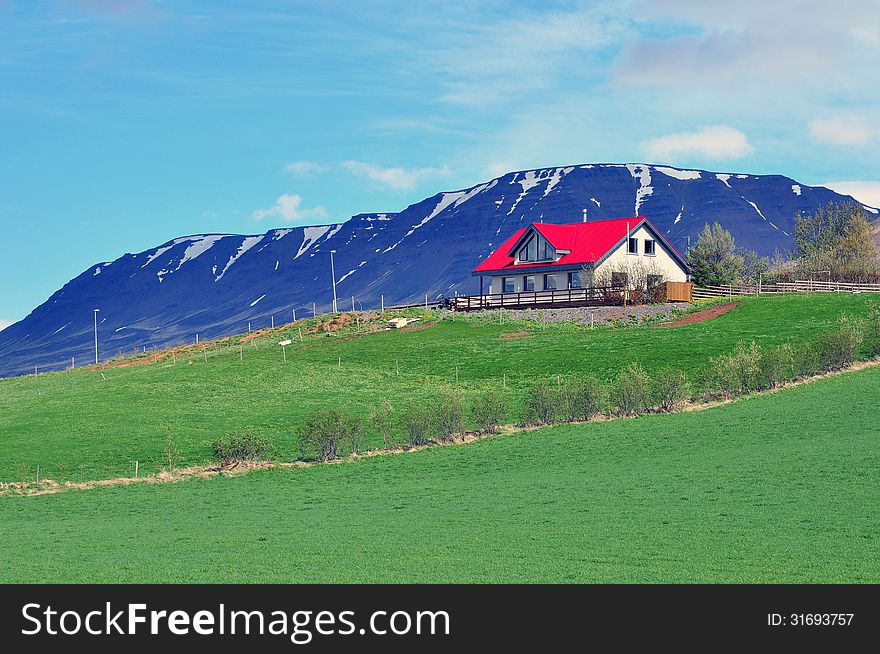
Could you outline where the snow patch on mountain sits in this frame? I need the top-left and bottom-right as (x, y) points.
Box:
(654, 166), (701, 181)
(250, 294), (266, 307)
(716, 173), (732, 188)
(626, 164), (653, 214)
(746, 200), (767, 221)
(384, 181), (498, 253)
(215, 235), (263, 281)
(792, 184), (802, 196)
(543, 167), (575, 197)
(295, 225), (334, 259)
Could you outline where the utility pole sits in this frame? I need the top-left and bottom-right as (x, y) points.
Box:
(93, 308), (100, 365)
(330, 251), (338, 313)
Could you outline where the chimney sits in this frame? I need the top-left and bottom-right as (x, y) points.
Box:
(582, 208), (588, 223)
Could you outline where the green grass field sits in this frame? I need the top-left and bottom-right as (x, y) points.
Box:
(0, 293), (877, 482)
(1, 363), (877, 583)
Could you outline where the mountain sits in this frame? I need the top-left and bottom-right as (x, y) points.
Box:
(1, 163), (876, 377)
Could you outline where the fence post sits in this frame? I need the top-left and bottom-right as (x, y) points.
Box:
(293, 308), (296, 322)
(381, 294), (385, 313)
(313, 302), (317, 318)
(425, 294), (428, 310)
(135, 460), (139, 479)
(36, 465), (40, 484)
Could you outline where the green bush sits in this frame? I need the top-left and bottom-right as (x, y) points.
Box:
(470, 389), (508, 434)
(817, 315), (863, 370)
(868, 305), (880, 355)
(436, 387), (466, 442)
(710, 341), (762, 396)
(370, 399), (395, 448)
(613, 363), (650, 416)
(523, 380), (557, 425)
(653, 369), (690, 412)
(299, 409), (364, 461)
(401, 405), (436, 447)
(761, 343), (796, 388)
(561, 376), (605, 422)
(792, 342), (822, 379)
(211, 432), (271, 465)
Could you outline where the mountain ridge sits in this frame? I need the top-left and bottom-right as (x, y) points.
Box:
(1, 162), (875, 377)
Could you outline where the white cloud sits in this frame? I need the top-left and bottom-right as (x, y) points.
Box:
(615, 1), (880, 86)
(821, 181), (880, 209)
(0, 319), (13, 332)
(251, 194), (328, 223)
(809, 116), (876, 146)
(341, 160), (451, 191)
(283, 161), (326, 177)
(642, 125), (754, 161)
(485, 161), (522, 178)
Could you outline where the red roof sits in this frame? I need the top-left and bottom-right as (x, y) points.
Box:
(472, 216), (686, 274)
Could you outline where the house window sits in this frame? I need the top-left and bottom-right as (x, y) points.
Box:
(611, 272), (628, 288)
(627, 237), (638, 254)
(524, 275), (535, 291)
(539, 239), (555, 261)
(519, 236), (536, 262)
(568, 272), (581, 289)
(647, 274), (663, 289)
(644, 239), (656, 255)
(543, 274), (557, 291)
(502, 277), (515, 293)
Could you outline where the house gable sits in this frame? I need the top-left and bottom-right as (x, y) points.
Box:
(507, 226), (563, 264)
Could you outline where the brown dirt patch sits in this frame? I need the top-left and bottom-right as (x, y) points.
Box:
(657, 301), (740, 328)
(499, 331), (530, 340)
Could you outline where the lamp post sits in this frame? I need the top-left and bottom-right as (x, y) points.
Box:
(330, 250), (338, 313)
(93, 308), (100, 364)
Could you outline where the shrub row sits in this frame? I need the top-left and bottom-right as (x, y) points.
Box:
(296, 388), (510, 461)
(211, 308), (879, 464)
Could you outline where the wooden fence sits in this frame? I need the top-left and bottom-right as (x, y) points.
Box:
(692, 279), (880, 300)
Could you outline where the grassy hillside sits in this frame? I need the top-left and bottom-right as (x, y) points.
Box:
(0, 294), (876, 483)
(1, 363), (877, 583)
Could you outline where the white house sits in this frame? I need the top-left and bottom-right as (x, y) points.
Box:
(472, 215), (689, 295)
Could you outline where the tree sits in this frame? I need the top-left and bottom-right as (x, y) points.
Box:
(738, 248), (770, 284)
(688, 222), (743, 286)
(793, 202), (879, 279)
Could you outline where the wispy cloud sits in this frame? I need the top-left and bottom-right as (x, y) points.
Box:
(821, 181), (880, 209)
(642, 125), (754, 161)
(809, 116), (876, 146)
(283, 161), (326, 177)
(251, 194), (327, 223)
(432, 5), (628, 106)
(615, 1), (880, 86)
(342, 161), (451, 191)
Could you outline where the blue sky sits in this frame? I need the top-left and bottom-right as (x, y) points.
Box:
(1, 0), (879, 327)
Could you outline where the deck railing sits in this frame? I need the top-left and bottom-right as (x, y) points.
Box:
(452, 286), (629, 311)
